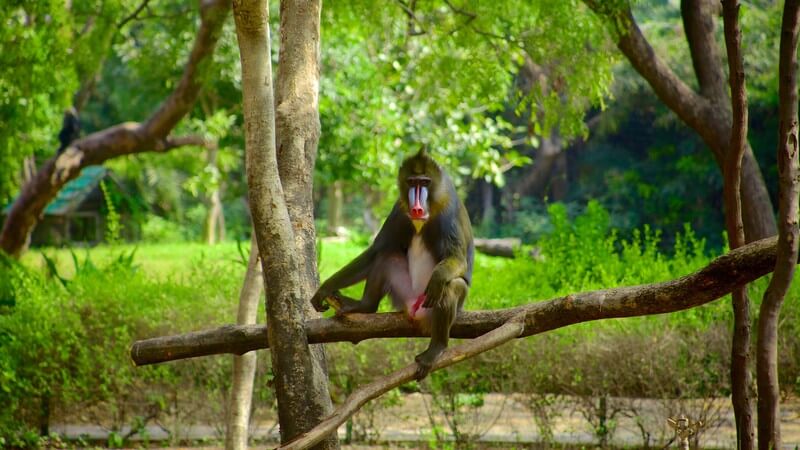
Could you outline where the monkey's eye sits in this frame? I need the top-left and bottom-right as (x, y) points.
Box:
(407, 176), (431, 187)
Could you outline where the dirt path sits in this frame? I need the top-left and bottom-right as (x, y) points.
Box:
(52, 394), (800, 448)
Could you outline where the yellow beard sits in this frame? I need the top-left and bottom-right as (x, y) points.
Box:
(412, 219), (426, 233)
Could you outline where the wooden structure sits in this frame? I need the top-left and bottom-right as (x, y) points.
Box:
(2, 167), (110, 246)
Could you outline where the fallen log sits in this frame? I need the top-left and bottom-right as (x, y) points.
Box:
(474, 237), (521, 258)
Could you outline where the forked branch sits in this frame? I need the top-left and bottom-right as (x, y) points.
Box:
(277, 313), (527, 450)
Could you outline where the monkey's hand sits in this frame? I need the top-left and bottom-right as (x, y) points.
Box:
(311, 287), (334, 312)
(422, 272), (448, 309)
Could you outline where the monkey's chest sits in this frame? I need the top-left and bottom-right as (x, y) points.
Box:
(407, 235), (436, 296)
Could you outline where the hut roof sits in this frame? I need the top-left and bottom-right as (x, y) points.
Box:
(3, 166), (108, 216)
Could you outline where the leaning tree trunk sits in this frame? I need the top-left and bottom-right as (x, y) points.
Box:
(232, 1), (337, 449)
(720, 2), (754, 448)
(756, 2), (800, 449)
(225, 238), (263, 450)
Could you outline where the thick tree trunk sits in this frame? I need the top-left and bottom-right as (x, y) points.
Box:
(225, 238), (263, 450)
(511, 134), (561, 200)
(756, 3), (800, 449)
(22, 156), (36, 185)
(508, 54), (565, 202)
(232, 2), (336, 449)
(720, 2), (754, 448)
(275, 0), (323, 288)
(273, 2), (337, 447)
(0, 0), (229, 258)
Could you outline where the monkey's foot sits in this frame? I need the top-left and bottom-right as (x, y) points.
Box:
(333, 294), (371, 315)
(414, 345), (444, 380)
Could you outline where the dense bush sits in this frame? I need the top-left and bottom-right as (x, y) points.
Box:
(0, 247), (275, 447)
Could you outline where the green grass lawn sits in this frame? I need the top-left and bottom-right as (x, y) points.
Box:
(17, 232), (732, 319)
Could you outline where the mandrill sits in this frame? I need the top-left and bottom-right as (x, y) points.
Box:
(311, 148), (474, 379)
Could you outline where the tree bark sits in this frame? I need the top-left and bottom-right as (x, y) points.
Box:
(274, 0), (337, 447)
(0, 0), (229, 258)
(583, 0), (777, 242)
(756, 3), (800, 449)
(720, 2), (754, 448)
(225, 238), (263, 450)
(232, 2), (336, 449)
(130, 234), (785, 366)
(276, 0), (323, 289)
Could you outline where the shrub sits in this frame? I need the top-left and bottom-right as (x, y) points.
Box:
(141, 215), (188, 243)
(0, 247), (272, 445)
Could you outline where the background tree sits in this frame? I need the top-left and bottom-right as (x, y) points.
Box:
(756, 1), (800, 448)
(584, 0), (776, 242)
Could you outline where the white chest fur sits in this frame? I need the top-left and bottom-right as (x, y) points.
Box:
(408, 235), (436, 296)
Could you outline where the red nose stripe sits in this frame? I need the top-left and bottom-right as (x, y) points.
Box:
(410, 185), (425, 219)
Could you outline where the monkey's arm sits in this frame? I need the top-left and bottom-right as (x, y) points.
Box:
(312, 204), (410, 312)
(311, 248), (377, 312)
(422, 255), (468, 308)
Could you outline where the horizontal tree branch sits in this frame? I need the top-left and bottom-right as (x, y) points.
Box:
(277, 313), (528, 450)
(131, 235), (780, 366)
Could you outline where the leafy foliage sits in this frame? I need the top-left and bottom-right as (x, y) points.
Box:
(318, 0), (615, 201)
(0, 1), (77, 203)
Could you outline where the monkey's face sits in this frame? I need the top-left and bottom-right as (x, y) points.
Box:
(399, 149), (443, 233)
(406, 176), (431, 233)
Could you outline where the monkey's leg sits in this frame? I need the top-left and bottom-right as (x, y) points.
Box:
(337, 253), (406, 315)
(414, 278), (467, 379)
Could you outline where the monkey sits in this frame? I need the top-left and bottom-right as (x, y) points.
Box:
(57, 107), (81, 154)
(311, 147), (474, 379)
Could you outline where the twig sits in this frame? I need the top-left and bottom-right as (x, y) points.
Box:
(117, 0), (152, 28)
(276, 314), (527, 450)
(394, 0), (426, 36)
